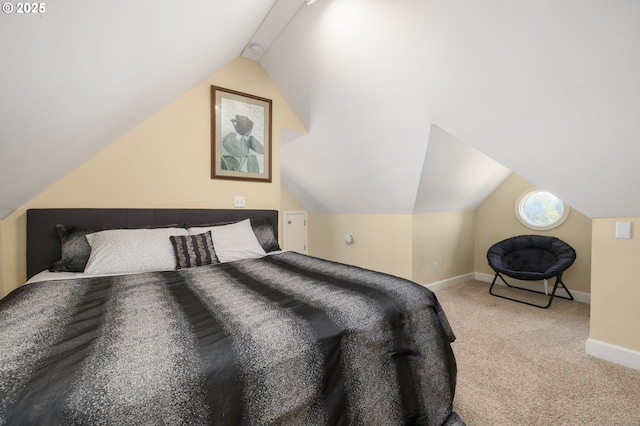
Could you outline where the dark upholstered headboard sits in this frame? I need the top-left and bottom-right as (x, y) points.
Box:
(26, 208), (279, 279)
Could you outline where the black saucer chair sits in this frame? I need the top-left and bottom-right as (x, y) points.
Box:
(487, 235), (576, 308)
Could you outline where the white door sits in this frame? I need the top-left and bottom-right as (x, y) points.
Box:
(283, 210), (308, 254)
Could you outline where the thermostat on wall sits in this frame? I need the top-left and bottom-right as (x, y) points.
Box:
(345, 233), (354, 245)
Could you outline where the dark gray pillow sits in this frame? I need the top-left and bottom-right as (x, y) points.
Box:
(170, 231), (218, 269)
(250, 217), (281, 252)
(49, 224), (98, 272)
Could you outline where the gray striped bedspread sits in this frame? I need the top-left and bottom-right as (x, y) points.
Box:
(0, 251), (465, 425)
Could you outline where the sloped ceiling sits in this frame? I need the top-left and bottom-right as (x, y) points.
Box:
(414, 126), (511, 213)
(2, 0), (640, 219)
(0, 0), (278, 219)
(263, 0), (640, 217)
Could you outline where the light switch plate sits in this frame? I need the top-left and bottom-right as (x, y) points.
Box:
(615, 222), (631, 239)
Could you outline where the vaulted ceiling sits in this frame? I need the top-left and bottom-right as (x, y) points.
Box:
(2, 0), (639, 219)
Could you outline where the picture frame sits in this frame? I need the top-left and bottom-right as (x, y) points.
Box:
(211, 85), (272, 182)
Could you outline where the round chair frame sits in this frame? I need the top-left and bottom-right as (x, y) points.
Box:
(487, 235), (577, 309)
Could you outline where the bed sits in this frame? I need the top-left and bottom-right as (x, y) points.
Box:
(1, 208), (465, 426)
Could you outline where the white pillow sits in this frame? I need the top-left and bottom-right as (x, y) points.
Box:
(189, 219), (266, 263)
(84, 227), (188, 275)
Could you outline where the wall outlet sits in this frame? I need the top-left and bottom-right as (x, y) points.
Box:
(234, 196), (245, 208)
(433, 262), (438, 272)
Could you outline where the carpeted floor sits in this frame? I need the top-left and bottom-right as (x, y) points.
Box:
(434, 281), (640, 426)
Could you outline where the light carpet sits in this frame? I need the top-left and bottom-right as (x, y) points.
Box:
(435, 281), (640, 426)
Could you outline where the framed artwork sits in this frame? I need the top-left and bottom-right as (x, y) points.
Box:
(211, 85), (272, 182)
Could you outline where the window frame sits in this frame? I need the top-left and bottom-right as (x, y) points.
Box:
(515, 188), (570, 231)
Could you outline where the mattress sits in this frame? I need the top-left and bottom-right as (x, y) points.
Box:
(0, 251), (464, 425)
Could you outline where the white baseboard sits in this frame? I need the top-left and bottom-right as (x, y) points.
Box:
(474, 272), (591, 304)
(423, 273), (476, 292)
(586, 338), (640, 371)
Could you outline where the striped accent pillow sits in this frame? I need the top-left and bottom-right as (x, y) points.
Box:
(170, 231), (218, 269)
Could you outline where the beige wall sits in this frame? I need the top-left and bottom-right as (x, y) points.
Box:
(308, 214), (414, 281)
(308, 211), (476, 285)
(0, 212), (26, 298)
(474, 173), (592, 294)
(0, 222), (5, 294)
(297, 174), (591, 293)
(281, 186), (305, 211)
(412, 211), (475, 285)
(591, 218), (640, 352)
(0, 57), (306, 298)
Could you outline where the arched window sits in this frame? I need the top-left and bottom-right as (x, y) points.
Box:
(515, 189), (569, 230)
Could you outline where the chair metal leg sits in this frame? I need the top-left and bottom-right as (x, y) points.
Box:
(489, 272), (574, 309)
